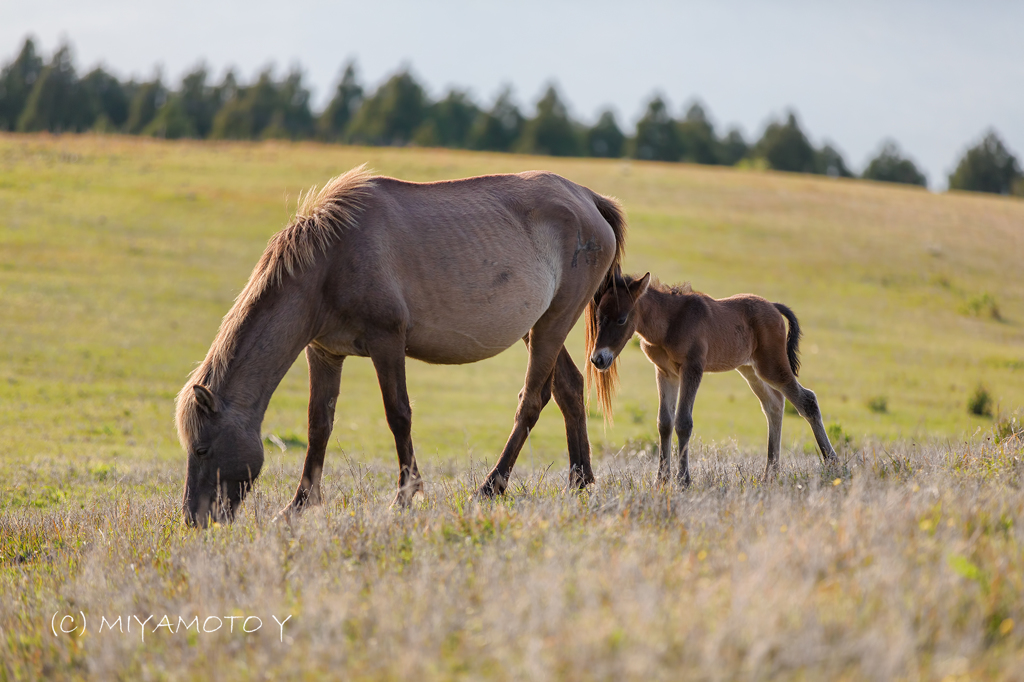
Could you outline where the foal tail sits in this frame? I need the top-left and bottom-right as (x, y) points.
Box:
(584, 191), (628, 423)
(773, 303), (802, 377)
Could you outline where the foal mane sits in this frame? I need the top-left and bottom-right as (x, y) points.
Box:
(175, 165), (375, 447)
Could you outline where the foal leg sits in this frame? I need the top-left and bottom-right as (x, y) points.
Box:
(655, 369), (680, 485)
(674, 361), (705, 487)
(772, 378), (838, 464)
(737, 365), (785, 478)
(551, 346), (595, 489)
(286, 346), (344, 512)
(479, 322), (572, 497)
(369, 338), (423, 507)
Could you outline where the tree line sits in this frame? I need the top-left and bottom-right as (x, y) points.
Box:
(1, 37), (1021, 196)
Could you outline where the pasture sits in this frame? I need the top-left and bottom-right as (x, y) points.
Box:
(1, 134), (1023, 679)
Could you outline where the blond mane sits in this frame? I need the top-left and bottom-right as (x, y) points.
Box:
(650, 277), (693, 296)
(175, 165), (375, 447)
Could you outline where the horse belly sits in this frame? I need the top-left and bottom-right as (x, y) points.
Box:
(404, 275), (556, 364)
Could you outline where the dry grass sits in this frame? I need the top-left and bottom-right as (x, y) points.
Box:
(3, 436), (1023, 681)
(3, 134), (1024, 680)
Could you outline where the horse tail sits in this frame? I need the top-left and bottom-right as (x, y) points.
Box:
(584, 191), (628, 424)
(773, 302), (802, 377)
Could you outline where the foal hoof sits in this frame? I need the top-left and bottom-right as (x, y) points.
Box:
(270, 504), (299, 525)
(390, 480), (424, 509)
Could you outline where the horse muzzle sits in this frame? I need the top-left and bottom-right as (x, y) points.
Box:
(590, 348), (616, 371)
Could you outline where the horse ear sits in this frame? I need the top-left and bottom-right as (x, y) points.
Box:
(630, 272), (651, 300)
(192, 384), (220, 414)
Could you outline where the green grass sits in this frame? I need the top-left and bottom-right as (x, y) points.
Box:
(3, 133), (1024, 679)
(2, 134), (1022, 482)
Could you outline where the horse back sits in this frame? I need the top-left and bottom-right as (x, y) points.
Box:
(317, 172), (620, 364)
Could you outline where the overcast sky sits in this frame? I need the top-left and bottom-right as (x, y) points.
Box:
(4, 0), (1023, 188)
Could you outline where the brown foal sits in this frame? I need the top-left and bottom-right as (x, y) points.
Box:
(588, 273), (838, 485)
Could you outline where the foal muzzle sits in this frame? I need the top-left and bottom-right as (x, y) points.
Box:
(590, 348), (616, 371)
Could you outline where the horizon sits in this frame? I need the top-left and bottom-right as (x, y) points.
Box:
(4, 0), (1023, 189)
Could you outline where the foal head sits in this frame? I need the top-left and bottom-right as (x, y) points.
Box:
(589, 272), (651, 371)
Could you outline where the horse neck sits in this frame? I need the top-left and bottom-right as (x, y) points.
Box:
(215, 282), (319, 426)
(634, 289), (675, 348)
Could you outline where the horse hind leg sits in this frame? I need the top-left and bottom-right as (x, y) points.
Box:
(550, 346), (594, 489)
(284, 347), (345, 515)
(737, 365), (785, 479)
(479, 321), (572, 497)
(774, 378), (838, 464)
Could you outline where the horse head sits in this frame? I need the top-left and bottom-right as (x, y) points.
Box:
(179, 384), (264, 527)
(590, 272), (650, 370)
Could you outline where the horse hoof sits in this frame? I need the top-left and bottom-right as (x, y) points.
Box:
(270, 504), (300, 525)
(475, 472), (507, 499)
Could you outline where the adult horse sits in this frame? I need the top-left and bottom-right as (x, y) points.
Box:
(176, 165), (626, 526)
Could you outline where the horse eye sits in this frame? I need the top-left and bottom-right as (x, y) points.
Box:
(616, 316), (628, 326)
(195, 446), (209, 459)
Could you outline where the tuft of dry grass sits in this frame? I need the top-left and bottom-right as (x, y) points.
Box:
(3, 438), (1023, 680)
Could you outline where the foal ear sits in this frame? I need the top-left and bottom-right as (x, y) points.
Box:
(629, 272), (652, 300)
(192, 384), (220, 414)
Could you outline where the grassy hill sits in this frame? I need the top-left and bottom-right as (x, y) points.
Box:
(2, 134), (1021, 478)
(2, 135), (1023, 680)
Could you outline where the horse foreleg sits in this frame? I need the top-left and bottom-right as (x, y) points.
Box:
(738, 365), (785, 479)
(655, 369), (680, 485)
(674, 361), (704, 488)
(286, 347), (345, 513)
(551, 346), (594, 489)
(479, 328), (566, 497)
(370, 340), (423, 507)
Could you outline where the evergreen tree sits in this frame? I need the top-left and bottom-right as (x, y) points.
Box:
(17, 44), (91, 132)
(515, 85), (581, 157)
(466, 86), (523, 152)
(0, 38), (44, 131)
(172, 65), (221, 138)
(753, 112), (816, 173)
(633, 95), (682, 161)
(269, 68), (314, 139)
(346, 69), (429, 146)
(416, 89), (479, 148)
(861, 140), (927, 186)
(125, 77), (166, 134)
(814, 143), (854, 178)
(586, 110), (625, 158)
(676, 101), (720, 164)
(317, 61), (362, 141)
(719, 128), (749, 166)
(948, 130), (1022, 195)
(80, 67), (129, 131)
(144, 96), (194, 138)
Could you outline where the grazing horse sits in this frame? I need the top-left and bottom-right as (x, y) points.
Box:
(175, 165), (626, 526)
(586, 273), (837, 484)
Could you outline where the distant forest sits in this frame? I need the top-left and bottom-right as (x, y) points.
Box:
(1, 38), (1021, 195)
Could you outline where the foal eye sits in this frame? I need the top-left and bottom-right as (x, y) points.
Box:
(616, 316), (628, 326)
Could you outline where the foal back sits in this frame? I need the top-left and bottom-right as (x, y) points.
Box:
(660, 293), (793, 377)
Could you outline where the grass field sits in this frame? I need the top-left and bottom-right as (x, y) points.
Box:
(1, 134), (1023, 679)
